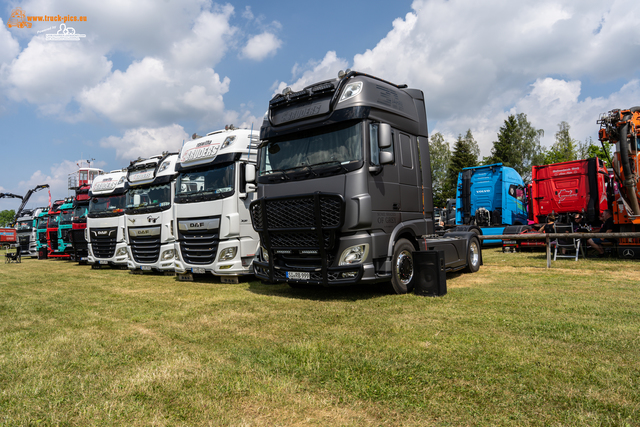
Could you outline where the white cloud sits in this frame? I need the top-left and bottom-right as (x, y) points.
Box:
(241, 32), (282, 61)
(6, 37), (112, 106)
(100, 124), (188, 161)
(0, 19), (20, 65)
(274, 51), (349, 96)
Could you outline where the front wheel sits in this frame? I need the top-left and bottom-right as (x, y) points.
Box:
(390, 238), (416, 294)
(464, 237), (481, 273)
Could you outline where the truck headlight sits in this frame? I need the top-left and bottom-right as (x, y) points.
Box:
(339, 244), (369, 266)
(261, 246), (269, 262)
(161, 249), (175, 261)
(116, 247), (127, 257)
(218, 247), (237, 262)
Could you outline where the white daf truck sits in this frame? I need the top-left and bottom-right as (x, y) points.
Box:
(173, 128), (260, 282)
(87, 170), (128, 268)
(124, 152), (179, 273)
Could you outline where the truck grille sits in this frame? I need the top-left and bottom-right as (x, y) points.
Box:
(48, 231), (59, 252)
(129, 227), (161, 264)
(251, 194), (342, 230)
(60, 228), (72, 244)
(177, 217), (220, 265)
(90, 227), (117, 258)
(19, 235), (30, 252)
(38, 232), (47, 245)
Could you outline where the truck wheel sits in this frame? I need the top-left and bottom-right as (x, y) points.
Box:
(391, 238), (415, 294)
(464, 237), (481, 273)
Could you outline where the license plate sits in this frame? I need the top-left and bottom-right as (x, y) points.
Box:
(99, 260), (108, 265)
(503, 240), (516, 245)
(286, 271), (310, 280)
(141, 266), (152, 271)
(192, 267), (206, 274)
(80, 257), (87, 261)
(177, 273), (193, 281)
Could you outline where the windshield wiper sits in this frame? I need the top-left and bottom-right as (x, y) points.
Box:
(309, 160), (349, 173)
(265, 169), (291, 181)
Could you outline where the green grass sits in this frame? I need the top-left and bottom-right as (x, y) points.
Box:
(0, 249), (639, 426)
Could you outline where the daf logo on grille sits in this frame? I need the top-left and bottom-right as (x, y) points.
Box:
(97, 231), (108, 235)
(623, 249), (634, 257)
(190, 222), (204, 228)
(138, 230), (150, 234)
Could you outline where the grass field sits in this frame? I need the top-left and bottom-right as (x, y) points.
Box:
(1, 248), (639, 426)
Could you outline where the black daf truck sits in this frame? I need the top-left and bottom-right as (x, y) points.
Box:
(250, 71), (481, 293)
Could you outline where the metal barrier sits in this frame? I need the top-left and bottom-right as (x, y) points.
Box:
(478, 232), (640, 268)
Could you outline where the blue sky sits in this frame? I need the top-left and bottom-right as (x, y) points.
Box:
(1, 0), (639, 212)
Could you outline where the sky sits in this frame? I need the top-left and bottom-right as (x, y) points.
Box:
(1, 0), (639, 212)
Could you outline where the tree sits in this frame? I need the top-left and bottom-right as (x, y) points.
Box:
(0, 210), (15, 227)
(544, 121), (579, 164)
(446, 132), (478, 197)
(577, 136), (613, 166)
(487, 113), (545, 182)
(429, 132), (452, 206)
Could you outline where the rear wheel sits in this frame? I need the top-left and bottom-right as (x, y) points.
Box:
(464, 237), (481, 273)
(390, 238), (415, 294)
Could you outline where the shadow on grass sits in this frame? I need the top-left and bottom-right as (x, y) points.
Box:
(246, 278), (393, 302)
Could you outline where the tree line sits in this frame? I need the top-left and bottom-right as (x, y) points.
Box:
(429, 114), (613, 207)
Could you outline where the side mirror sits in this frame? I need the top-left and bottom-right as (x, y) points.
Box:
(378, 123), (392, 149)
(245, 164), (256, 183)
(379, 151), (394, 165)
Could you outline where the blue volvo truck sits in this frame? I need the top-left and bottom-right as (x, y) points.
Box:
(454, 164), (528, 244)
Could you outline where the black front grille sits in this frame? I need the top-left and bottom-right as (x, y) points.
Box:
(48, 231), (59, 252)
(38, 232), (47, 245)
(270, 231), (332, 249)
(130, 229), (161, 264)
(177, 218), (220, 265)
(91, 227), (117, 258)
(19, 236), (30, 252)
(61, 228), (72, 244)
(251, 194), (342, 230)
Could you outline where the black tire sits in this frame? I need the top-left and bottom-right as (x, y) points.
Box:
(464, 237), (481, 273)
(390, 238), (415, 294)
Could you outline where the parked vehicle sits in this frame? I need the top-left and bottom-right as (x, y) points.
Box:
(0, 228), (17, 249)
(598, 107), (640, 258)
(68, 162), (104, 264)
(87, 170), (128, 268)
(35, 208), (49, 258)
(125, 152), (179, 274)
(531, 157), (609, 224)
(173, 129), (260, 282)
(15, 208), (44, 257)
(441, 198), (457, 229)
(46, 199), (65, 258)
(250, 71), (481, 293)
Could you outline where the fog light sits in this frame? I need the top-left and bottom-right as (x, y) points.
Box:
(116, 247), (127, 257)
(218, 247), (237, 262)
(261, 246), (269, 262)
(219, 265), (232, 270)
(341, 272), (357, 278)
(339, 244), (369, 266)
(161, 249), (175, 261)
(339, 81), (362, 103)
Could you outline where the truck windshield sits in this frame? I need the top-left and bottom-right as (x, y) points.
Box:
(16, 220), (32, 231)
(89, 194), (126, 217)
(73, 205), (88, 222)
(175, 163), (235, 203)
(126, 183), (172, 213)
(48, 213), (59, 228)
(37, 217), (48, 230)
(60, 209), (73, 225)
(258, 122), (363, 181)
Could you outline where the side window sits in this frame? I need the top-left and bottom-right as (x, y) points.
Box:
(399, 133), (412, 168)
(369, 123), (394, 166)
(508, 184), (525, 202)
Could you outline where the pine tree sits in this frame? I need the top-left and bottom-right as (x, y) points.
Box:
(429, 132), (452, 206)
(446, 133), (478, 196)
(544, 121), (578, 164)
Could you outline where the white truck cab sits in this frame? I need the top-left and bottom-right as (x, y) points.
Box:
(87, 170), (128, 268)
(125, 152), (179, 273)
(173, 128), (260, 282)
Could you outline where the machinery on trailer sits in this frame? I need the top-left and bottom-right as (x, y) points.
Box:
(598, 107), (640, 258)
(87, 170), (128, 268)
(250, 70), (481, 294)
(125, 152), (179, 274)
(173, 129), (260, 282)
(453, 164), (528, 244)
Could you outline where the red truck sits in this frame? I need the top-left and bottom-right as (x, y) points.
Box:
(1, 228), (17, 248)
(531, 157), (610, 224)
